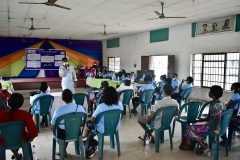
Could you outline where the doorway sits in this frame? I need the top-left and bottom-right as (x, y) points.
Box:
(150, 56), (168, 82)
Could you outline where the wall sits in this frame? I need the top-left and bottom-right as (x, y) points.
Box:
(102, 23), (240, 102)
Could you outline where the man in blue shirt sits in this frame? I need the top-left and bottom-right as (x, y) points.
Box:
(86, 69), (93, 77)
(132, 75), (154, 113)
(171, 73), (180, 93)
(138, 72), (147, 84)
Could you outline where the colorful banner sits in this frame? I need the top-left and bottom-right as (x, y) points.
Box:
(25, 49), (66, 70)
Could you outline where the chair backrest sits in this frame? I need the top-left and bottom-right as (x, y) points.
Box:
(119, 89), (133, 105)
(150, 106), (177, 129)
(96, 93), (103, 105)
(0, 99), (7, 111)
(140, 89), (154, 104)
(74, 93), (88, 106)
(55, 112), (86, 140)
(0, 121), (24, 149)
(197, 100), (213, 119)
(95, 110), (123, 134)
(178, 101), (202, 122)
(219, 109), (234, 136)
(182, 87), (193, 99)
(33, 95), (54, 115)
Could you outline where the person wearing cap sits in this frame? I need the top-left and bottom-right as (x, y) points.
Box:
(59, 57), (78, 94)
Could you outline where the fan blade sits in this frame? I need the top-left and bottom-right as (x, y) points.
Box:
(17, 26), (30, 29)
(154, 11), (162, 16)
(53, 4), (71, 10)
(147, 18), (159, 20)
(34, 28), (50, 30)
(164, 16), (186, 18)
(18, 2), (46, 4)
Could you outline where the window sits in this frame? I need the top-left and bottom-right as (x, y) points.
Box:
(107, 57), (120, 72)
(192, 53), (239, 90)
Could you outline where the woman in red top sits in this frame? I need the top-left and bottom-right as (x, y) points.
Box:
(0, 93), (38, 160)
(0, 83), (11, 111)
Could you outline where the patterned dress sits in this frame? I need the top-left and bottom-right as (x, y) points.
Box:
(184, 100), (225, 141)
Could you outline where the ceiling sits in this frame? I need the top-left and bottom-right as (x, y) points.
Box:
(0, 0), (240, 40)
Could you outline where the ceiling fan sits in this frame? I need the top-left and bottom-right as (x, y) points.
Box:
(18, 0), (71, 10)
(148, 2), (186, 20)
(17, 18), (50, 30)
(94, 25), (118, 36)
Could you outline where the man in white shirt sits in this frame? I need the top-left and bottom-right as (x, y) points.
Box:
(59, 57), (78, 94)
(116, 79), (134, 92)
(137, 84), (179, 141)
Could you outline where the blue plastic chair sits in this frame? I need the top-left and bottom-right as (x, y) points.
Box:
(172, 101), (202, 139)
(134, 89), (154, 117)
(0, 121), (33, 160)
(0, 99), (7, 111)
(176, 87), (193, 111)
(74, 93), (88, 110)
(32, 95), (54, 133)
(52, 112), (86, 160)
(143, 106), (178, 152)
(119, 89), (133, 118)
(92, 110), (123, 160)
(197, 101), (213, 119)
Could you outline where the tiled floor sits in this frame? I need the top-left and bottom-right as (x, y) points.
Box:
(5, 88), (240, 160)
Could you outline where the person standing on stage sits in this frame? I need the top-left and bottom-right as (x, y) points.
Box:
(59, 57), (77, 94)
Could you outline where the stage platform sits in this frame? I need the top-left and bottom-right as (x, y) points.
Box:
(11, 77), (85, 90)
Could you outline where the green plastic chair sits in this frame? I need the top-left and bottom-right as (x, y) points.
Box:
(52, 112), (86, 160)
(197, 101), (213, 119)
(0, 99), (7, 111)
(0, 121), (33, 160)
(32, 95), (54, 133)
(143, 106), (178, 153)
(74, 93), (88, 110)
(92, 110), (123, 160)
(134, 89), (154, 117)
(176, 87), (193, 111)
(172, 101), (202, 139)
(119, 89), (133, 118)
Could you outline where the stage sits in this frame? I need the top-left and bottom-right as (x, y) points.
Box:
(11, 78), (85, 90)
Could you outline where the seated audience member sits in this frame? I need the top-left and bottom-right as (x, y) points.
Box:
(88, 81), (109, 117)
(86, 69), (93, 77)
(138, 85), (178, 142)
(29, 82), (50, 124)
(132, 75), (154, 113)
(164, 78), (172, 85)
(159, 74), (167, 91)
(151, 87), (164, 105)
(110, 71), (116, 80)
(0, 93), (38, 160)
(83, 87), (123, 157)
(171, 76), (193, 101)
(151, 74), (156, 86)
(130, 72), (135, 82)
(180, 85), (225, 156)
(0, 83), (11, 111)
(51, 89), (86, 158)
(102, 71), (108, 78)
(121, 73), (128, 81)
(226, 82), (240, 110)
(116, 79), (134, 92)
(138, 72), (147, 84)
(171, 73), (180, 93)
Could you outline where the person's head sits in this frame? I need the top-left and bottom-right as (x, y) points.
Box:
(8, 93), (24, 110)
(62, 57), (68, 65)
(143, 72), (147, 77)
(94, 62), (97, 65)
(212, 23), (217, 30)
(124, 79), (131, 86)
(231, 82), (240, 93)
(186, 76), (194, 84)
(202, 24), (207, 29)
(165, 78), (172, 85)
(124, 73), (128, 77)
(209, 85), (223, 100)
(102, 86), (119, 106)
(155, 87), (161, 94)
(224, 19), (229, 26)
(172, 73), (178, 79)
(101, 81), (109, 89)
(62, 89), (73, 103)
(162, 84), (173, 97)
(160, 74), (166, 81)
(40, 82), (48, 92)
(130, 72), (134, 76)
(144, 75), (152, 84)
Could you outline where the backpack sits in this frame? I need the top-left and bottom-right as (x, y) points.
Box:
(84, 135), (98, 159)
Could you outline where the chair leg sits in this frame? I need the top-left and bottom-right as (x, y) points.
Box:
(115, 131), (121, 157)
(79, 136), (85, 160)
(28, 143), (33, 160)
(160, 131), (164, 144)
(143, 127), (148, 146)
(22, 143), (30, 160)
(59, 139), (66, 160)
(110, 135), (115, 149)
(52, 138), (56, 160)
(181, 124), (187, 140)
(223, 133), (228, 156)
(155, 130), (160, 153)
(141, 104), (144, 117)
(172, 119), (176, 137)
(128, 104), (131, 118)
(123, 105), (126, 115)
(48, 113), (52, 129)
(98, 134), (104, 160)
(229, 131), (234, 150)
(44, 115), (48, 127)
(74, 138), (80, 155)
(169, 128), (173, 150)
(0, 146), (6, 160)
(36, 114), (40, 133)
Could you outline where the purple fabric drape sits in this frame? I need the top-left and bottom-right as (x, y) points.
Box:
(44, 70), (59, 78)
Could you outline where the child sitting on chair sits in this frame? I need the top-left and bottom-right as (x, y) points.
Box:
(88, 81), (109, 117)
